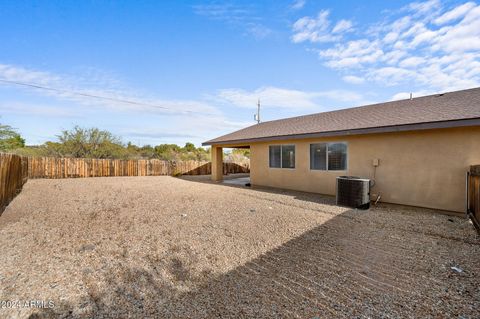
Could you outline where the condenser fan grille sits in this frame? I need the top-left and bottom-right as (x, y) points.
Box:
(336, 176), (371, 209)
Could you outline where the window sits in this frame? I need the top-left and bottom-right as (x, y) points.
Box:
(282, 145), (295, 168)
(269, 145), (295, 168)
(269, 145), (281, 168)
(327, 143), (347, 170)
(310, 143), (327, 170)
(310, 142), (347, 171)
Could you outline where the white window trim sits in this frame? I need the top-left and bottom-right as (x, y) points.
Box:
(269, 144), (296, 169)
(309, 142), (348, 171)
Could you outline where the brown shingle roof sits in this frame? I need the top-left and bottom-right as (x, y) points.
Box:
(203, 87), (480, 146)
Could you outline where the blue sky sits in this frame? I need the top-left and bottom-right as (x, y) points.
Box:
(0, 0), (479, 146)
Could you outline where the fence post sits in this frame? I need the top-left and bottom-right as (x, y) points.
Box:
(467, 165), (480, 232)
(23, 156), (249, 179)
(0, 153), (29, 215)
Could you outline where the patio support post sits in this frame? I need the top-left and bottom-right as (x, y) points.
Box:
(211, 146), (223, 181)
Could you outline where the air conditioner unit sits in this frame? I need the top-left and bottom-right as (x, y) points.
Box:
(336, 176), (371, 209)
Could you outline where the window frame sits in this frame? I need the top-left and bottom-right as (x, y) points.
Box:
(309, 142), (348, 171)
(268, 145), (281, 168)
(268, 144), (296, 169)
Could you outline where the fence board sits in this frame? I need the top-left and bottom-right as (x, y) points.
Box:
(468, 165), (480, 231)
(26, 157), (249, 179)
(1, 154), (248, 213)
(0, 153), (28, 215)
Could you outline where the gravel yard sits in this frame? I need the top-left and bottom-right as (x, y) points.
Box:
(0, 176), (479, 318)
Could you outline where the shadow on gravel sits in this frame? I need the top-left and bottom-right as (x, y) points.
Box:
(27, 201), (479, 319)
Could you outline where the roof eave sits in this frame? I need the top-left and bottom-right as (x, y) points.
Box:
(202, 118), (480, 146)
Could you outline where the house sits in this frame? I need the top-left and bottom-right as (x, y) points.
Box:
(203, 87), (480, 213)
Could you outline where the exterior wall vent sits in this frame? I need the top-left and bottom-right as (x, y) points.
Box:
(336, 176), (371, 209)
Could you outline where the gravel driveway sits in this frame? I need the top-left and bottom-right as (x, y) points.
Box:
(0, 176), (479, 318)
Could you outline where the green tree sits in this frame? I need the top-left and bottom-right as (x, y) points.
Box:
(232, 148), (250, 158)
(0, 124), (25, 151)
(193, 147), (210, 161)
(139, 145), (155, 158)
(183, 142), (196, 152)
(50, 126), (126, 158)
(7, 124), (216, 161)
(154, 144), (181, 160)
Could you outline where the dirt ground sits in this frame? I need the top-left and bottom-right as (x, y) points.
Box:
(0, 176), (479, 318)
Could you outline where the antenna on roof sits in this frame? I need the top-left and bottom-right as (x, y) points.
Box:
(409, 93), (413, 100)
(254, 98), (261, 124)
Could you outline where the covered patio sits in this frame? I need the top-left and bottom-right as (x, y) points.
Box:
(210, 145), (250, 182)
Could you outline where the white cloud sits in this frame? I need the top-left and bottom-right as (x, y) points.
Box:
(332, 19), (354, 34)
(398, 56), (426, 68)
(291, 10), (355, 44)
(217, 86), (320, 108)
(315, 90), (364, 102)
(0, 63), (251, 145)
(381, 50), (408, 64)
(342, 75), (365, 84)
(246, 23), (272, 39)
(296, 1), (480, 92)
(0, 102), (81, 118)
(430, 6), (480, 52)
(0, 64), (59, 85)
(434, 2), (476, 25)
(407, 0), (442, 16)
(215, 86), (364, 109)
(192, 4), (251, 21)
(319, 39), (384, 68)
(399, 22), (426, 39)
(392, 16), (413, 33)
(383, 31), (399, 43)
(0, 63), (220, 116)
(368, 67), (417, 85)
(390, 89), (435, 100)
(291, 10), (338, 43)
(193, 3), (272, 40)
(291, 0), (306, 10)
(121, 122), (251, 143)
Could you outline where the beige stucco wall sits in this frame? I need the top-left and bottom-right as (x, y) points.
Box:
(249, 127), (480, 213)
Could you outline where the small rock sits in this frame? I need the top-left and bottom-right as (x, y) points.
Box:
(79, 244), (95, 252)
(83, 268), (93, 275)
(451, 266), (463, 273)
(250, 209), (256, 213)
(181, 214), (187, 218)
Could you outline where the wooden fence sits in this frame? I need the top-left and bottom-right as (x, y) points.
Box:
(0, 154), (248, 213)
(27, 157), (249, 179)
(0, 153), (28, 215)
(467, 165), (480, 231)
